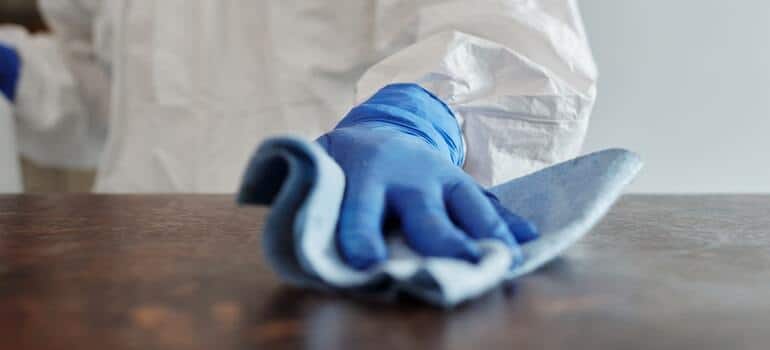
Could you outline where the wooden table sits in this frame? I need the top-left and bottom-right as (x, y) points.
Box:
(1, 195), (769, 350)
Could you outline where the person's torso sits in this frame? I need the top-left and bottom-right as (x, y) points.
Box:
(96, 0), (424, 192)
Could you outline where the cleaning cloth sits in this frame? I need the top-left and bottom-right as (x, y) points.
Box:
(238, 137), (642, 307)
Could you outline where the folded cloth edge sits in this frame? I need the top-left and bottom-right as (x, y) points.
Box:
(238, 136), (643, 307)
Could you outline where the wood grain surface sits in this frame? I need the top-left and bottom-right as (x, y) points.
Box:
(1, 194), (769, 350)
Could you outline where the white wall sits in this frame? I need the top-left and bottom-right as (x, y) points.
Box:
(579, 1), (770, 193)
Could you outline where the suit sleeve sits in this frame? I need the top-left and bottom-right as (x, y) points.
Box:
(356, 0), (597, 186)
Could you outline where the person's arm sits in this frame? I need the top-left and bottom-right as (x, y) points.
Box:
(357, 0), (598, 186)
(0, 0), (110, 169)
(318, 0), (595, 268)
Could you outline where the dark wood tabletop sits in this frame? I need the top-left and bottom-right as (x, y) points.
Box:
(1, 194), (769, 350)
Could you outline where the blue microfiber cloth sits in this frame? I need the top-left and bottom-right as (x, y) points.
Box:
(238, 136), (642, 307)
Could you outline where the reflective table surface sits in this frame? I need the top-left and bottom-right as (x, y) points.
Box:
(1, 195), (769, 349)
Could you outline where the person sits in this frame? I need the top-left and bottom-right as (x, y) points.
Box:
(0, 0), (597, 269)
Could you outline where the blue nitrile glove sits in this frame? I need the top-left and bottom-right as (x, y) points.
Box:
(317, 83), (539, 270)
(0, 43), (21, 102)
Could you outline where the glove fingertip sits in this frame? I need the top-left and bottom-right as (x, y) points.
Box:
(490, 224), (518, 248)
(512, 218), (539, 244)
(338, 232), (388, 270)
(455, 239), (483, 264)
(484, 191), (540, 244)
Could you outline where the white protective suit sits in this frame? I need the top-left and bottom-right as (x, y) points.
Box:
(0, 0), (597, 193)
(0, 95), (22, 192)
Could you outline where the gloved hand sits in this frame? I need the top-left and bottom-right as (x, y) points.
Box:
(317, 84), (538, 270)
(0, 43), (21, 102)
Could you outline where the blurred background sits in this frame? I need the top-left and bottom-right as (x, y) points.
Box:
(0, 0), (43, 30)
(1, 1), (768, 193)
(580, 1), (770, 193)
(1, 0), (94, 193)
